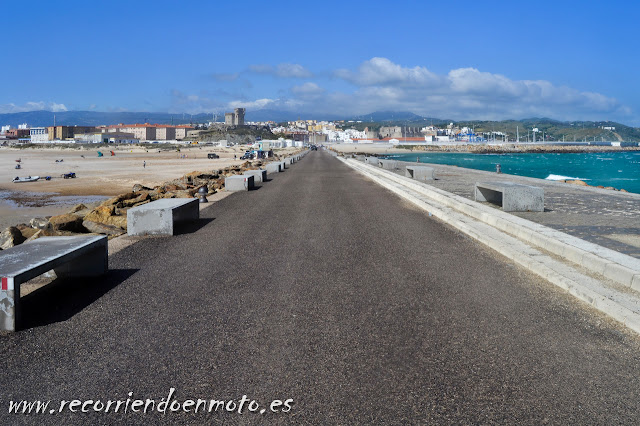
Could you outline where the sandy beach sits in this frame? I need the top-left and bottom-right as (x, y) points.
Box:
(0, 144), (298, 230)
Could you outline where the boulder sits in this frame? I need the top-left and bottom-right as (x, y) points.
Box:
(19, 227), (39, 240)
(101, 192), (138, 207)
(68, 203), (88, 213)
(565, 180), (588, 186)
(25, 228), (59, 242)
(83, 205), (127, 229)
(84, 205), (116, 223)
(132, 183), (153, 192)
(163, 184), (184, 192)
(120, 191), (150, 208)
(29, 217), (51, 230)
(0, 226), (26, 250)
(82, 220), (125, 236)
(49, 213), (88, 233)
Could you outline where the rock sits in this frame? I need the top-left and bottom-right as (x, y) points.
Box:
(604, 186), (616, 191)
(68, 203), (88, 213)
(83, 205), (127, 229)
(25, 228), (57, 242)
(621, 189), (628, 193)
(120, 191), (150, 208)
(101, 192), (138, 207)
(49, 213), (88, 233)
(30, 217), (51, 230)
(19, 227), (39, 240)
(163, 184), (184, 192)
(132, 183), (153, 192)
(84, 205), (116, 223)
(565, 180), (588, 186)
(0, 227), (26, 250)
(82, 220), (125, 236)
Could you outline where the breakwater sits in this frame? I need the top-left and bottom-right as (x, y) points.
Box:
(382, 151), (640, 194)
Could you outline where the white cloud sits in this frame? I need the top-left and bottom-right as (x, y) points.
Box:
(0, 101), (68, 113)
(227, 98), (302, 110)
(323, 58), (631, 120)
(291, 82), (325, 97)
(336, 57), (440, 87)
(248, 63), (312, 78)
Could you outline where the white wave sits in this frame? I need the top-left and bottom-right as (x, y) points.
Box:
(545, 174), (589, 181)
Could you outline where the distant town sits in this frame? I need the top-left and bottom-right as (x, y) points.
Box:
(1, 108), (638, 147)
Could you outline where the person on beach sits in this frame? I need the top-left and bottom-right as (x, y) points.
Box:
(143, 161), (146, 168)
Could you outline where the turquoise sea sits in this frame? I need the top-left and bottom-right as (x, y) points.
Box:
(384, 152), (640, 194)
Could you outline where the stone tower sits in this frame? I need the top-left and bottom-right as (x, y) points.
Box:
(234, 108), (245, 126)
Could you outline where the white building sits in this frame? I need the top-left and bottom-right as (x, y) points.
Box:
(75, 132), (138, 144)
(30, 127), (49, 143)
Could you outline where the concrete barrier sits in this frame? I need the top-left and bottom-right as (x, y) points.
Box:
(365, 157), (379, 166)
(128, 198), (199, 236)
(0, 235), (108, 331)
(475, 181), (544, 212)
(244, 169), (267, 183)
(378, 159), (398, 170)
(265, 163), (281, 173)
(225, 175), (255, 192)
(355, 155), (365, 161)
(405, 165), (435, 181)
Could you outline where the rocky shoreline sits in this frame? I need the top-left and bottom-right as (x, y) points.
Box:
(0, 152), (299, 251)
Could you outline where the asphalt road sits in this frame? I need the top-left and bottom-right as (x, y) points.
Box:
(2, 150), (640, 424)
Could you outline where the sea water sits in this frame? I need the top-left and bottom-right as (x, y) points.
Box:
(384, 151), (640, 194)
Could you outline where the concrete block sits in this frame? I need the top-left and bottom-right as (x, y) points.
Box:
(225, 175), (255, 192)
(365, 157), (379, 166)
(265, 163), (281, 173)
(378, 159), (398, 170)
(474, 181), (544, 212)
(355, 155), (365, 161)
(127, 198), (199, 236)
(281, 161), (288, 169)
(244, 169), (267, 183)
(0, 235), (108, 331)
(405, 165), (435, 181)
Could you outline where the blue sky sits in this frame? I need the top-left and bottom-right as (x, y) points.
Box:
(2, 0), (639, 124)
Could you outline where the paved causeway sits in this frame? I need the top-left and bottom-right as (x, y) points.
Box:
(2, 151), (640, 424)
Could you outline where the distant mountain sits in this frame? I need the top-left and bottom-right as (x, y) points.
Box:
(0, 111), (211, 128)
(347, 111), (426, 122)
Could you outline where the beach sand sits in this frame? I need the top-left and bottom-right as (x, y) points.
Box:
(0, 144), (298, 230)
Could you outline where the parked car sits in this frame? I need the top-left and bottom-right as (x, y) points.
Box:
(207, 153), (220, 159)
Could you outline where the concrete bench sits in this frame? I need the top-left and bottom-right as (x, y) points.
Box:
(244, 169), (267, 183)
(265, 163), (281, 173)
(405, 165), (435, 181)
(225, 175), (255, 192)
(127, 198), (199, 236)
(475, 181), (544, 212)
(0, 235), (108, 331)
(378, 159), (398, 170)
(365, 157), (379, 166)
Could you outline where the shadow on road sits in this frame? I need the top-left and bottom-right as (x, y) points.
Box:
(19, 268), (138, 330)
(174, 217), (215, 235)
